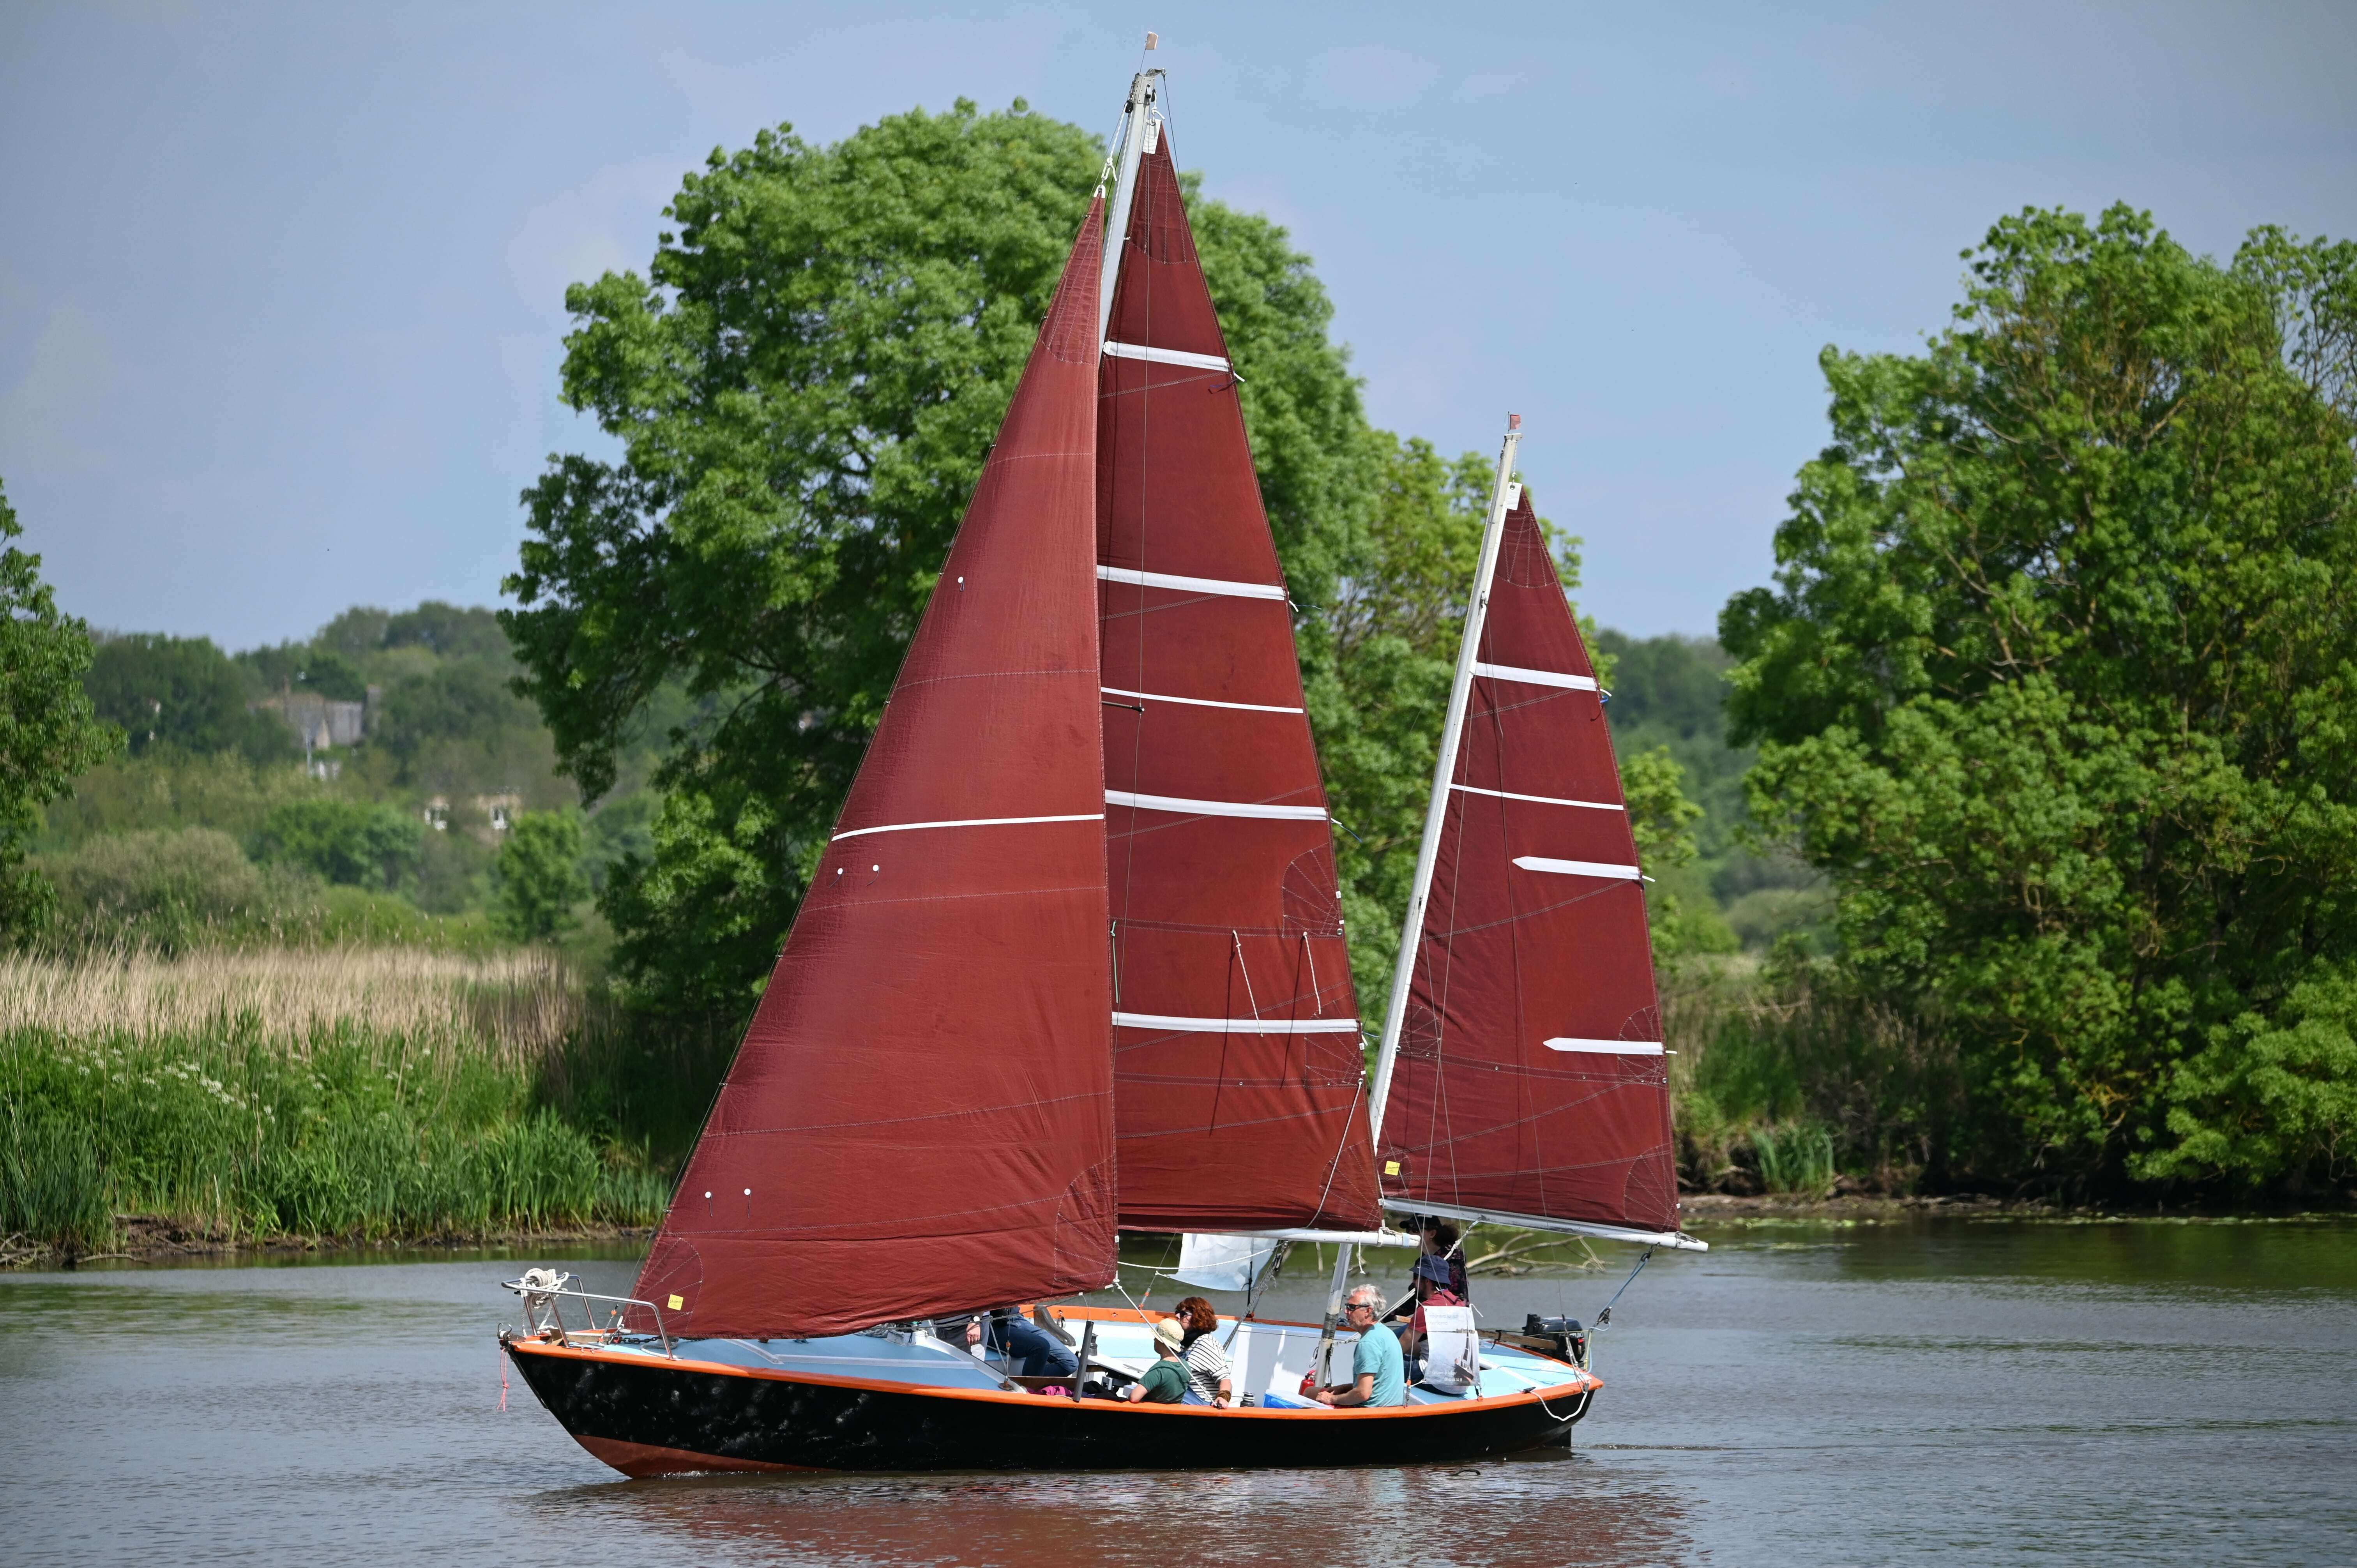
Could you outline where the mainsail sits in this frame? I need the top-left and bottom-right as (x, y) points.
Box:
(1095, 133), (1383, 1233)
(633, 203), (1118, 1340)
(1374, 482), (1685, 1242)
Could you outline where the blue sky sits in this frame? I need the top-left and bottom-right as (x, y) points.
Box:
(3, 1), (2352, 648)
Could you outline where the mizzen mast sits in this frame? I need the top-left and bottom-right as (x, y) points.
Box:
(1367, 416), (1524, 1142)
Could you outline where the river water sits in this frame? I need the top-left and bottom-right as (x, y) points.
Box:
(3, 1218), (2352, 1566)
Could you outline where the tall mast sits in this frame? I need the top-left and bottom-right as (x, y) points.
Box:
(1098, 47), (1162, 344)
(1367, 415), (1524, 1144)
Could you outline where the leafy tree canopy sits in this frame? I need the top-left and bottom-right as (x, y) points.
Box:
(0, 479), (120, 938)
(1721, 207), (2357, 1192)
(237, 641), (367, 702)
(375, 661), (537, 761)
(255, 798), (424, 892)
(492, 809), (590, 942)
(505, 100), (1381, 1008)
(85, 634), (293, 763)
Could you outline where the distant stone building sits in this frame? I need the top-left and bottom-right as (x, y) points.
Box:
(256, 684), (381, 751)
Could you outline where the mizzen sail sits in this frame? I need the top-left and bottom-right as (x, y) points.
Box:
(633, 203), (1118, 1340)
(1376, 486), (1684, 1240)
(1096, 135), (1382, 1233)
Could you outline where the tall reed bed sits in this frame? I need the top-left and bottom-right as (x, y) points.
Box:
(0, 948), (680, 1259)
(1661, 954), (1961, 1194)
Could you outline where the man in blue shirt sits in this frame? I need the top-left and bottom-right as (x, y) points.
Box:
(1316, 1285), (1406, 1407)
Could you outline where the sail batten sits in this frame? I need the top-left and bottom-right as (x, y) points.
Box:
(1377, 484), (1686, 1240)
(1096, 134), (1383, 1234)
(1095, 564), (1287, 599)
(628, 203), (1118, 1341)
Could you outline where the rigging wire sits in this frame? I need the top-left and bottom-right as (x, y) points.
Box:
(1591, 1244), (1657, 1333)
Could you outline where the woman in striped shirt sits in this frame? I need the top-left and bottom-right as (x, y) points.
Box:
(1171, 1296), (1234, 1408)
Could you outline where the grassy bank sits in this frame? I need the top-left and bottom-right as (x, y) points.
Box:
(0, 948), (719, 1262)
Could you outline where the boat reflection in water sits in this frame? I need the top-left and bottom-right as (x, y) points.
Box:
(532, 1457), (1696, 1568)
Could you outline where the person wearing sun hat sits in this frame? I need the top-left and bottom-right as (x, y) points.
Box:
(1122, 1315), (1193, 1404)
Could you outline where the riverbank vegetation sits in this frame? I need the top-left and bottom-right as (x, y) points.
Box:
(0, 947), (728, 1261)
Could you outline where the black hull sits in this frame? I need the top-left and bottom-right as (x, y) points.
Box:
(503, 1338), (1595, 1476)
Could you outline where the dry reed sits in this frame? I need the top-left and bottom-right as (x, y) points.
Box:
(0, 945), (590, 1058)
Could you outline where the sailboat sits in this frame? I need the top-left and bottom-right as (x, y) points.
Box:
(500, 58), (1699, 1477)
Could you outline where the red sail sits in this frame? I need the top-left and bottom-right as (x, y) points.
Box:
(633, 205), (1117, 1339)
(1096, 136), (1382, 1233)
(1378, 489), (1682, 1237)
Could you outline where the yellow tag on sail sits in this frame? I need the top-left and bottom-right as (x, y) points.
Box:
(1384, 1161), (1401, 1176)
(667, 1295), (684, 1310)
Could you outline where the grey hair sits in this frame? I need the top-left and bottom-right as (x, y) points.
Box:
(1345, 1284), (1385, 1309)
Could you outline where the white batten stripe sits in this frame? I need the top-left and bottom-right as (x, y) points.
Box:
(1096, 564), (1287, 602)
(1473, 661), (1599, 691)
(1114, 1011), (1364, 1035)
(1451, 782), (1622, 812)
(1513, 855), (1644, 880)
(1109, 789), (1328, 822)
(1544, 1038), (1666, 1055)
(831, 812), (1103, 843)
(1102, 686), (1304, 715)
(1102, 340), (1231, 373)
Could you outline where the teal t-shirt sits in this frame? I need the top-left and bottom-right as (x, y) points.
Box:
(1353, 1323), (1406, 1406)
(1139, 1356), (1189, 1404)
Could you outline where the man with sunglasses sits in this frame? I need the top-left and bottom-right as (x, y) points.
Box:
(1314, 1284), (1406, 1407)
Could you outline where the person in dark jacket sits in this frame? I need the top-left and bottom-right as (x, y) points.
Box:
(1419, 1218), (1470, 1300)
(1392, 1254), (1467, 1381)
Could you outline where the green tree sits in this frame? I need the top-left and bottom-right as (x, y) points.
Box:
(374, 661), (537, 764)
(1620, 745), (1738, 959)
(0, 479), (121, 939)
(236, 643), (368, 703)
(382, 601), (512, 662)
(39, 826), (311, 951)
(491, 809), (590, 941)
(505, 101), (1375, 1010)
(84, 634), (293, 762)
(256, 798), (424, 891)
(1721, 207), (2357, 1192)
(1309, 436), (1492, 1004)
(315, 606), (393, 660)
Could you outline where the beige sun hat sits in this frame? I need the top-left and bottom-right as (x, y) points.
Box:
(1152, 1316), (1185, 1350)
